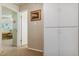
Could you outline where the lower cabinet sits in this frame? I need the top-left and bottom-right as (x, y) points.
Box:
(59, 28), (78, 56)
(44, 28), (59, 56)
(44, 28), (78, 56)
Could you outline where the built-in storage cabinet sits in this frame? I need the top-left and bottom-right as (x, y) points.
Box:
(44, 28), (78, 56)
(44, 3), (78, 56)
(44, 3), (78, 27)
(44, 4), (59, 27)
(44, 28), (59, 56)
(59, 28), (78, 56)
(59, 4), (78, 27)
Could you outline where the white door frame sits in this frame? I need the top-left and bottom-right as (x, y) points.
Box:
(21, 10), (28, 47)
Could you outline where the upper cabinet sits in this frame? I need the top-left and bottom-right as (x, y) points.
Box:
(59, 3), (78, 27)
(44, 3), (59, 27)
(44, 3), (78, 27)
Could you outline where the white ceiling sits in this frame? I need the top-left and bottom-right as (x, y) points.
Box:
(14, 3), (28, 6)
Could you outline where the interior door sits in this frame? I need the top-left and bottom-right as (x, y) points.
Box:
(21, 11), (28, 47)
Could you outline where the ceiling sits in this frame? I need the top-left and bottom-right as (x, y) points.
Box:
(14, 3), (28, 6)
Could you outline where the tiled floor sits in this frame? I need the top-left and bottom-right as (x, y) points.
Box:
(0, 47), (43, 56)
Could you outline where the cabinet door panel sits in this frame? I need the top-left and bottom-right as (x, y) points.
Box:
(44, 28), (59, 56)
(60, 28), (78, 56)
(44, 4), (59, 27)
(60, 3), (78, 27)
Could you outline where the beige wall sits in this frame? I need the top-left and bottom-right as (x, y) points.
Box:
(20, 3), (43, 51)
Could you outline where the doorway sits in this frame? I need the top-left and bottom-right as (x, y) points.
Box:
(0, 6), (17, 49)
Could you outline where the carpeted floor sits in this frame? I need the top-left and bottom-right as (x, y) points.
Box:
(0, 48), (43, 56)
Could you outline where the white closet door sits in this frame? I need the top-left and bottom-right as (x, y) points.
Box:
(44, 28), (59, 56)
(60, 28), (78, 56)
(44, 4), (59, 27)
(60, 3), (78, 27)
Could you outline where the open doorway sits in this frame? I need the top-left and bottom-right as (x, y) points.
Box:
(0, 6), (17, 49)
(1, 15), (13, 48)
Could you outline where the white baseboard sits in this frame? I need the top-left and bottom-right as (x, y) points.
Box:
(27, 47), (43, 52)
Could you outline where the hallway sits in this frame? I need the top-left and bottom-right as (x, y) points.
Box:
(0, 48), (43, 56)
(0, 3), (43, 56)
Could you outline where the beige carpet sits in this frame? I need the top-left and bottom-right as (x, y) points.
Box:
(0, 48), (43, 56)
